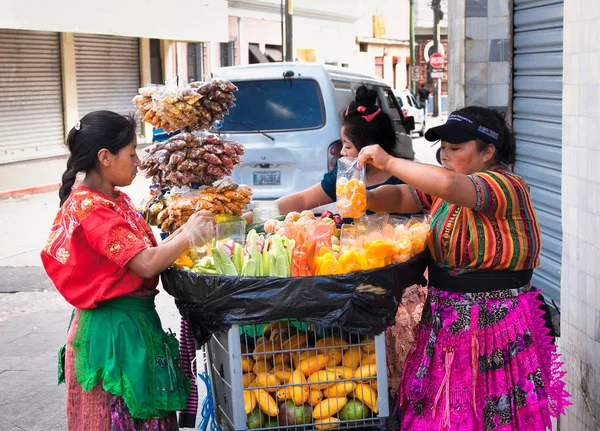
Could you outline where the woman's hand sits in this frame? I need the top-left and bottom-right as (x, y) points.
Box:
(357, 144), (393, 171)
(183, 210), (216, 246)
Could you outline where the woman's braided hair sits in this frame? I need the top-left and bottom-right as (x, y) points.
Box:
(59, 111), (136, 206)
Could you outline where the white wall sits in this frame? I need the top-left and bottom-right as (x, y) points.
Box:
(0, 0), (228, 42)
(560, 0), (600, 429)
(228, 0), (362, 66)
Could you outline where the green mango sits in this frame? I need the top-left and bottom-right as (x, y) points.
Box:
(337, 400), (370, 421)
(247, 407), (267, 429)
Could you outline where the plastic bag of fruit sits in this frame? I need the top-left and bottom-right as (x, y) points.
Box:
(335, 157), (367, 219)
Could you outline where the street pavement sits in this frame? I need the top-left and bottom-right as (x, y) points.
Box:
(0, 117), (444, 430)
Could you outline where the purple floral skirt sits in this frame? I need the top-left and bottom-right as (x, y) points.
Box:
(398, 285), (570, 431)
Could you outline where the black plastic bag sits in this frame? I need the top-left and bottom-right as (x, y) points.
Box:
(162, 252), (429, 345)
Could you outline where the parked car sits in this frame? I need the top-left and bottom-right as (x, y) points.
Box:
(213, 63), (415, 199)
(394, 90), (425, 137)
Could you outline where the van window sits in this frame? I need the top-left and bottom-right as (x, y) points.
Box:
(217, 79), (325, 132)
(383, 89), (403, 121)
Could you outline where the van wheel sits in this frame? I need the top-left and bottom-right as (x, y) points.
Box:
(419, 121), (426, 137)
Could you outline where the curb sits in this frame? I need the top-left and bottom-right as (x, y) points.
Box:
(0, 183), (61, 200)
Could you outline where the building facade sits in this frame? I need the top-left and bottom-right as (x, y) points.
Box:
(0, 0), (228, 163)
(448, 0), (599, 429)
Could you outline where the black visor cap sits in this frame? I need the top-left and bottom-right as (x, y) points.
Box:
(425, 124), (479, 144)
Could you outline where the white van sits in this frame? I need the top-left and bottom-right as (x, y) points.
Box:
(214, 63), (415, 200)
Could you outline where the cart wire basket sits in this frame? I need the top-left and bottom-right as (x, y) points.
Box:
(208, 318), (388, 431)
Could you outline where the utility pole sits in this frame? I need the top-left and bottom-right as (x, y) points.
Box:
(281, 1), (285, 61)
(431, 0), (442, 117)
(410, 0), (416, 96)
(284, 0), (293, 62)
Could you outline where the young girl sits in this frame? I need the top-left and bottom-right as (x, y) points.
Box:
(243, 85), (410, 222)
(41, 110), (214, 430)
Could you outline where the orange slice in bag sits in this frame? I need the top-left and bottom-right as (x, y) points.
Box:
(343, 179), (366, 199)
(350, 192), (367, 213)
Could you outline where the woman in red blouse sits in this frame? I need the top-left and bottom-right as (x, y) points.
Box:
(41, 111), (214, 430)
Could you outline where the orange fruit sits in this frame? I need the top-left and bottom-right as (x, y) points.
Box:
(350, 192), (367, 212)
(343, 179), (366, 200)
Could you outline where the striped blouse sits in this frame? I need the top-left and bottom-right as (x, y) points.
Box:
(410, 170), (541, 273)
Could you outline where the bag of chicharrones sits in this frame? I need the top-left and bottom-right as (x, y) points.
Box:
(335, 157), (367, 219)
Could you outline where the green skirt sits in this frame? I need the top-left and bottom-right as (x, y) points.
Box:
(59, 296), (190, 420)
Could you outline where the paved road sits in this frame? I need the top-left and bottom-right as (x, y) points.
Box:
(0, 118), (444, 430)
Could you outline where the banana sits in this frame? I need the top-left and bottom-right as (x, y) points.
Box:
(262, 321), (284, 337)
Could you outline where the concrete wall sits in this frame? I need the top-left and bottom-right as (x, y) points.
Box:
(447, 0), (511, 116)
(559, 0), (600, 429)
(0, 0), (228, 42)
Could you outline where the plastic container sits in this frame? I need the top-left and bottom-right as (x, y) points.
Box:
(208, 319), (389, 431)
(252, 201), (280, 224)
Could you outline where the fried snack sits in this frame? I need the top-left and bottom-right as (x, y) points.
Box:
(133, 79), (238, 132)
(140, 133), (245, 188)
(147, 181), (253, 232)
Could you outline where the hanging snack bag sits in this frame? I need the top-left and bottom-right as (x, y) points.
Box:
(335, 157), (367, 219)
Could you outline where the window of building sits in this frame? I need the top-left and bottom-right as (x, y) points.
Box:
(220, 41), (234, 67)
(359, 43), (368, 52)
(150, 39), (163, 84)
(375, 57), (384, 79)
(187, 42), (205, 82)
(265, 44), (283, 62)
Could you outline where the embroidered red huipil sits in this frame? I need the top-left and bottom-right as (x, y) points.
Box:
(41, 186), (158, 309)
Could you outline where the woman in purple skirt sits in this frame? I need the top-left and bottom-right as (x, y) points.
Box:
(359, 106), (570, 430)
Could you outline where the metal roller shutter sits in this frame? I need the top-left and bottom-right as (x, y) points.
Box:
(513, 0), (564, 302)
(75, 34), (140, 118)
(0, 29), (65, 163)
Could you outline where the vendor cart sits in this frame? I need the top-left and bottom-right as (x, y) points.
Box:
(162, 253), (428, 431)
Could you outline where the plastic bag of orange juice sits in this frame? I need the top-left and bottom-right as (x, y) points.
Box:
(336, 157), (367, 219)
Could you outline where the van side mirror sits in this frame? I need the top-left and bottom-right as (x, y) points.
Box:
(404, 116), (416, 132)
